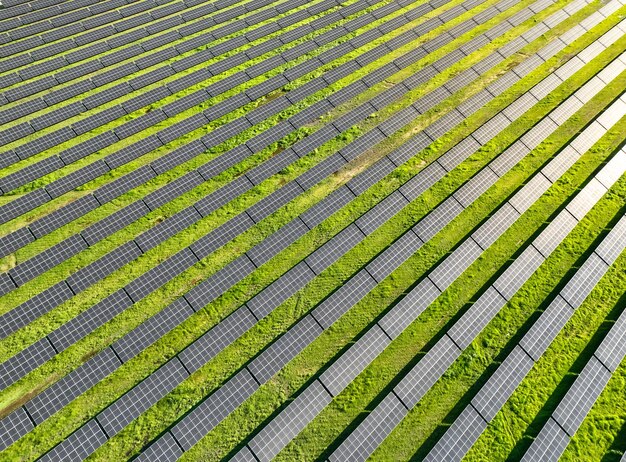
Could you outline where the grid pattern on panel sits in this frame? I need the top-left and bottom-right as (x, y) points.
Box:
(248, 315), (322, 384)
(124, 247), (198, 302)
(394, 335), (462, 408)
(178, 306), (257, 373)
(247, 262), (315, 318)
(0, 336), (55, 389)
(0, 408), (33, 451)
(429, 238), (483, 292)
(0, 282), (74, 338)
(171, 368), (258, 450)
(312, 270), (378, 328)
(66, 241), (143, 293)
(97, 359), (189, 437)
(26, 348), (121, 423)
(447, 286), (508, 349)
(247, 219), (309, 267)
(134, 432), (182, 462)
(412, 196), (464, 241)
(472, 203), (520, 250)
(493, 245), (545, 300)
(471, 346), (534, 421)
(112, 298), (195, 363)
(366, 231), (423, 283)
(48, 290), (133, 352)
(39, 419), (107, 462)
(248, 381), (332, 462)
(184, 255), (256, 310)
(425, 406), (488, 461)
(552, 357), (612, 435)
(378, 278), (441, 339)
(320, 325), (390, 396)
(595, 313), (626, 372)
(560, 253), (609, 309)
(520, 296), (574, 361)
(522, 418), (570, 462)
(329, 393), (408, 462)
(306, 224), (366, 275)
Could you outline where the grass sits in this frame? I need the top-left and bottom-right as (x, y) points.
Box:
(89, 5), (626, 461)
(0, 0), (624, 459)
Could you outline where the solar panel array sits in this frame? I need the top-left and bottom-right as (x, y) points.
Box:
(1, 0), (625, 459)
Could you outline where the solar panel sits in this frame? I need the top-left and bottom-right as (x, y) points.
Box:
(38, 419), (105, 461)
(171, 368), (258, 450)
(247, 380), (332, 462)
(328, 393), (407, 462)
(125, 247), (198, 302)
(472, 345), (534, 421)
(230, 445), (256, 462)
(26, 347), (121, 423)
(91, 62), (138, 89)
(521, 417), (569, 462)
(553, 356), (611, 436)
(356, 191), (409, 235)
(10, 234), (87, 286)
(247, 182), (305, 223)
(412, 196), (464, 242)
(81, 200), (150, 245)
(137, 207), (201, 253)
(321, 325), (390, 396)
(98, 358), (189, 437)
(566, 178), (608, 221)
(179, 305), (256, 373)
(247, 218), (309, 267)
(105, 135), (162, 170)
(113, 297), (194, 363)
(493, 245), (545, 300)
(184, 254), (256, 310)
(0, 336), (56, 390)
(454, 166), (500, 207)
(31, 195), (98, 241)
(247, 262), (315, 318)
(113, 109), (166, 141)
(49, 290), (132, 353)
(520, 295), (573, 361)
(312, 270), (377, 328)
(425, 406), (488, 461)
(0, 408), (34, 452)
(0, 121), (34, 146)
(0, 226), (34, 259)
(471, 203), (519, 251)
(378, 276), (440, 338)
(0, 188), (52, 225)
(560, 253), (609, 310)
(46, 160), (110, 199)
(366, 231), (423, 283)
(143, 171), (204, 211)
(0, 155), (63, 193)
(82, 83), (131, 111)
(534, 211), (579, 258)
(0, 98), (44, 126)
(72, 105), (126, 136)
(135, 432), (182, 462)
(508, 173), (552, 215)
(394, 335), (462, 408)
(248, 314), (322, 383)
(346, 156), (396, 196)
(246, 149), (298, 186)
(123, 86), (172, 114)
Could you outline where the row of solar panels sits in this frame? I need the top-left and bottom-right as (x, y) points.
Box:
(0, 0), (499, 297)
(22, 4), (622, 459)
(0, 0), (246, 60)
(0, 0), (328, 123)
(228, 51), (626, 462)
(0, 0), (577, 451)
(430, 211), (626, 462)
(0, 0), (570, 375)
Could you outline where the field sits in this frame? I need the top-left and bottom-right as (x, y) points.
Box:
(0, 0), (625, 459)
